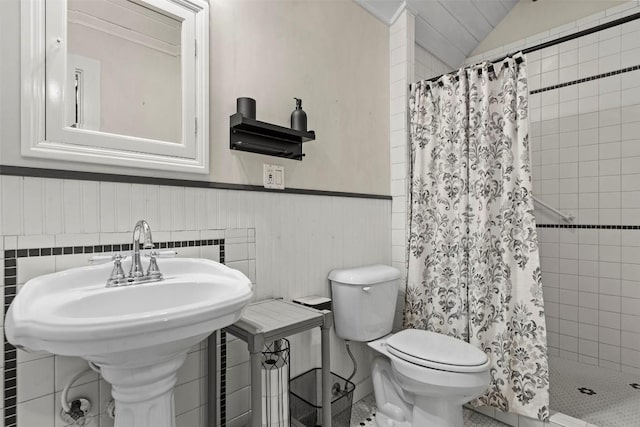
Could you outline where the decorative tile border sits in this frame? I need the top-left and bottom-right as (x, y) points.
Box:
(537, 224), (640, 229)
(531, 64), (640, 95)
(4, 256), (16, 426)
(220, 331), (227, 426)
(3, 257), (18, 427)
(3, 238), (225, 427)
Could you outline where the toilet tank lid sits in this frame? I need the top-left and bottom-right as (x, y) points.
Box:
(328, 265), (400, 285)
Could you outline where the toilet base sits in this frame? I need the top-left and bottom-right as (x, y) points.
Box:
(412, 396), (463, 427)
(374, 411), (411, 427)
(370, 354), (469, 427)
(373, 397), (464, 427)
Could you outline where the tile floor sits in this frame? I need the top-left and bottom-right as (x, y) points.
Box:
(550, 356), (640, 426)
(349, 394), (507, 427)
(350, 356), (640, 426)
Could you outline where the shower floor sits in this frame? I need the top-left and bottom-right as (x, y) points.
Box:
(550, 356), (640, 426)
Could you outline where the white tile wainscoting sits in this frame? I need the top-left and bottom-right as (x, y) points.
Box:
(0, 174), (392, 427)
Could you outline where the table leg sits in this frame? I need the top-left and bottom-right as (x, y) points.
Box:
(321, 326), (332, 427)
(250, 350), (262, 427)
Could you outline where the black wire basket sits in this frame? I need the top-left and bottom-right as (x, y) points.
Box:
(289, 368), (355, 427)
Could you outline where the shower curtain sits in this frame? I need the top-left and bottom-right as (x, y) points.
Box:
(403, 55), (549, 421)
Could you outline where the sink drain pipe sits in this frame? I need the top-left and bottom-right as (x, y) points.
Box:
(60, 362), (100, 424)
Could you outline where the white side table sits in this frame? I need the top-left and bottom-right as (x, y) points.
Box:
(221, 298), (333, 427)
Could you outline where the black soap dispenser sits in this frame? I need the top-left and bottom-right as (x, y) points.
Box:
(291, 98), (307, 132)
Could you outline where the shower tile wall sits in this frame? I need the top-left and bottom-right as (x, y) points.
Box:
(389, 11), (414, 331)
(398, 4), (640, 427)
(0, 175), (391, 427)
(389, 35), (453, 330)
(528, 16), (640, 373)
(414, 43), (451, 82)
(391, 8), (456, 330)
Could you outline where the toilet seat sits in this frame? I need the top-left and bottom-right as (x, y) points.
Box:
(386, 329), (490, 373)
(370, 334), (490, 398)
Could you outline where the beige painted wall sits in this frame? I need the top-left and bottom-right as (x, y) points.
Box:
(471, 0), (627, 56)
(0, 0), (390, 195)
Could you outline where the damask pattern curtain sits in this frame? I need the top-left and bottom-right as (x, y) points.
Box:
(404, 56), (549, 421)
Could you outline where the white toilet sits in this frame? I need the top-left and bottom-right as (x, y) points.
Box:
(329, 265), (490, 427)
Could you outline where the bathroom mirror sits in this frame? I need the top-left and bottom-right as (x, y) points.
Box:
(66, 0), (183, 142)
(21, 0), (209, 173)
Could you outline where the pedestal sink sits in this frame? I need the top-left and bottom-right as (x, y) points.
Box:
(5, 257), (253, 427)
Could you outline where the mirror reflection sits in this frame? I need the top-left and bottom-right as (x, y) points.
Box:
(66, 0), (182, 143)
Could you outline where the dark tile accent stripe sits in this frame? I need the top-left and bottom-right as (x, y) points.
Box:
(4, 256), (17, 427)
(0, 165), (392, 201)
(3, 238), (225, 427)
(537, 224), (640, 229)
(220, 331), (227, 427)
(531, 64), (640, 94)
(4, 240), (224, 259)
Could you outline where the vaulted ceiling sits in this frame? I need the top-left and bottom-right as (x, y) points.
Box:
(355, 0), (519, 68)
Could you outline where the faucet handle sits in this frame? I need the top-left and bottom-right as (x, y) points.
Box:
(146, 251), (163, 280)
(112, 253), (127, 261)
(89, 255), (112, 265)
(106, 254), (127, 287)
(89, 253), (128, 265)
(144, 250), (177, 258)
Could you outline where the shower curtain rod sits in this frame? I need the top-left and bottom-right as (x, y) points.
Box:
(533, 196), (575, 223)
(416, 11), (640, 86)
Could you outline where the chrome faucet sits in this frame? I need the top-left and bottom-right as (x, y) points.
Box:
(105, 220), (164, 287)
(130, 219), (154, 278)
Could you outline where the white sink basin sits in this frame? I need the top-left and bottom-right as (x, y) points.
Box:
(5, 257), (252, 427)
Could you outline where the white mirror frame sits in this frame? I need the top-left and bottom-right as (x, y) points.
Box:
(21, 0), (210, 174)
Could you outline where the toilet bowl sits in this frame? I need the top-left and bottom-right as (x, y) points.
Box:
(329, 265), (490, 427)
(368, 330), (489, 427)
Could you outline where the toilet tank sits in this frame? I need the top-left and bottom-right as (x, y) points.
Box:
(328, 265), (401, 342)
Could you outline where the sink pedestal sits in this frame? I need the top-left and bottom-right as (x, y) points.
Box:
(100, 354), (187, 427)
(5, 257), (253, 427)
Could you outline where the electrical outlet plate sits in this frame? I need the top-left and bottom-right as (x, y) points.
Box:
(263, 164), (285, 189)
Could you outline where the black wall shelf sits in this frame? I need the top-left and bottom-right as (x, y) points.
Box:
(229, 113), (315, 161)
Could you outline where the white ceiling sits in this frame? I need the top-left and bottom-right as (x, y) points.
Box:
(355, 0), (519, 68)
